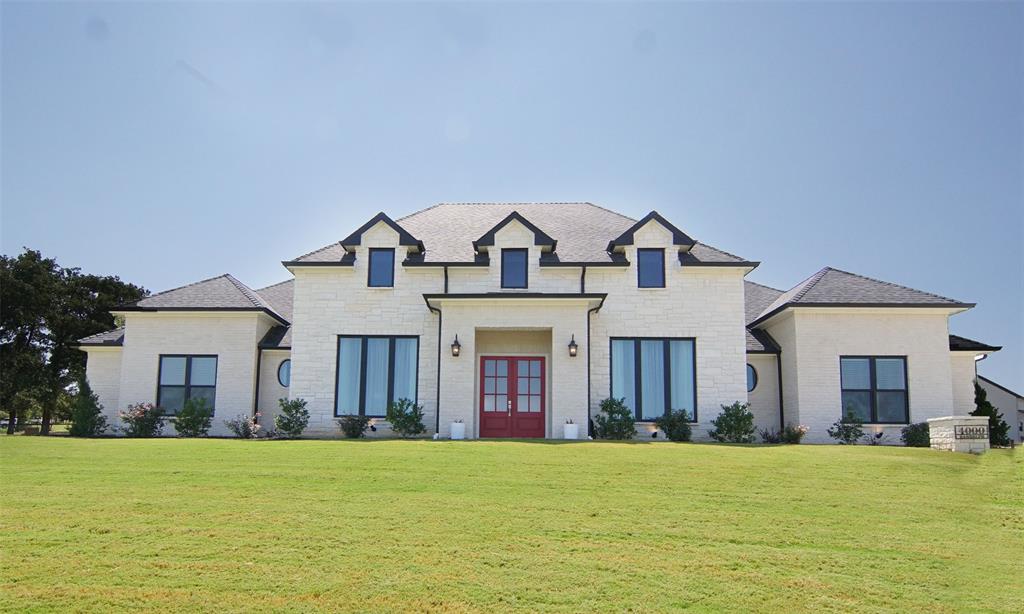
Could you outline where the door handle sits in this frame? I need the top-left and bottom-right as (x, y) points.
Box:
(507, 399), (512, 415)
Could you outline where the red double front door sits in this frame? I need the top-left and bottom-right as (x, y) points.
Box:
(479, 356), (546, 438)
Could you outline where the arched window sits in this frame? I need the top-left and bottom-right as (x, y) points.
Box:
(278, 359), (291, 387)
(746, 364), (758, 393)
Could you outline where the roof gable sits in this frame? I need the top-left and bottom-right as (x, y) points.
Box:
(472, 211), (557, 252)
(607, 211), (695, 252)
(339, 212), (424, 252)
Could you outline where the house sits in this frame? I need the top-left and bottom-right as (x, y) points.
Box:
(978, 375), (1024, 444)
(77, 202), (1001, 443)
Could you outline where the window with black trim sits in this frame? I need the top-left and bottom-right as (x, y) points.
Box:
(158, 355), (217, 415)
(335, 335), (419, 417)
(840, 356), (908, 424)
(610, 338), (696, 421)
(501, 248), (528, 288)
(368, 248), (395, 287)
(278, 359), (291, 387)
(746, 364), (758, 392)
(637, 248), (665, 288)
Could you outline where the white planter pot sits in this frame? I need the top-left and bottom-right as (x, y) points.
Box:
(563, 423), (579, 440)
(450, 422), (466, 440)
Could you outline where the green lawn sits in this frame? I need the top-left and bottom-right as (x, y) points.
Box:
(1, 439), (1021, 613)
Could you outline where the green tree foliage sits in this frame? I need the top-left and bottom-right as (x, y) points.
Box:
(708, 402), (756, 443)
(173, 397), (214, 437)
(0, 249), (146, 434)
(654, 408), (692, 442)
(275, 398), (310, 439)
(593, 397), (637, 440)
(386, 398), (426, 438)
(68, 379), (108, 437)
(972, 382), (1011, 447)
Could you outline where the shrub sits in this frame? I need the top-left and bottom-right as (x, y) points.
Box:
(708, 402), (756, 443)
(827, 414), (864, 445)
(901, 422), (930, 447)
(654, 409), (692, 442)
(781, 424), (808, 444)
(972, 382), (1011, 447)
(173, 397), (213, 437)
(337, 414), (371, 439)
(863, 431), (888, 446)
(593, 398), (636, 440)
(274, 398), (310, 439)
(119, 403), (164, 438)
(387, 398), (426, 438)
(224, 413), (261, 438)
(68, 379), (107, 437)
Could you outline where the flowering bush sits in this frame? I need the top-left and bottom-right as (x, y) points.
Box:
(224, 413), (261, 439)
(760, 424), (809, 444)
(119, 403), (164, 438)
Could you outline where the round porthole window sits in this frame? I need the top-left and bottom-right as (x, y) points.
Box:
(746, 363), (757, 392)
(278, 359), (291, 387)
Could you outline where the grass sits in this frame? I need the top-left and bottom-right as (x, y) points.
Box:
(1, 438), (1021, 613)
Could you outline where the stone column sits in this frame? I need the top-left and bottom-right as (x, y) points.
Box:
(926, 416), (990, 454)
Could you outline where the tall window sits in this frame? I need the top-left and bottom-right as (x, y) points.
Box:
(335, 336), (418, 417)
(501, 248), (528, 288)
(840, 356), (908, 423)
(637, 248), (665, 288)
(746, 364), (758, 392)
(368, 248), (395, 287)
(158, 355), (217, 415)
(611, 338), (695, 421)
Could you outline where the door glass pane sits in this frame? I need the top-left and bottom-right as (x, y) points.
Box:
(485, 360), (495, 376)
(518, 361), (529, 376)
(496, 378), (507, 394)
(669, 340), (695, 414)
(530, 378), (540, 394)
(640, 340), (666, 420)
(875, 359), (905, 390)
(530, 360), (541, 377)
(365, 338), (390, 415)
(189, 386), (216, 410)
(485, 378), (496, 394)
(496, 361), (507, 376)
(189, 357), (217, 386)
(160, 357), (186, 385)
(841, 358), (871, 389)
(392, 338), (417, 403)
(495, 394), (507, 410)
(530, 396), (540, 412)
(876, 391), (908, 422)
(611, 340), (636, 415)
(159, 386), (186, 414)
(517, 378), (528, 394)
(336, 338), (362, 414)
(518, 394), (531, 412)
(842, 391), (871, 422)
(484, 396), (495, 411)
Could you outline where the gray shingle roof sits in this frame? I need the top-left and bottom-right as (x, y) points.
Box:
(749, 267), (973, 327)
(948, 334), (1001, 352)
(290, 203), (754, 266)
(123, 274), (288, 324)
(77, 327), (125, 346)
(256, 280), (294, 349)
(744, 281), (785, 353)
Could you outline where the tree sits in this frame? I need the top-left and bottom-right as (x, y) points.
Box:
(275, 398), (310, 438)
(386, 398), (426, 438)
(0, 249), (147, 434)
(68, 379), (108, 437)
(972, 381), (1011, 447)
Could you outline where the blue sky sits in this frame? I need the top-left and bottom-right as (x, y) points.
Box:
(2, 2), (1021, 390)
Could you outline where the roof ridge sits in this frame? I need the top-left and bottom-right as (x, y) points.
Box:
(293, 241), (344, 261)
(223, 274), (273, 311)
(695, 241), (744, 262)
(396, 202), (444, 222)
(744, 280), (785, 293)
(823, 266), (964, 304)
(791, 267), (832, 302)
(137, 273), (232, 304)
(256, 279), (294, 292)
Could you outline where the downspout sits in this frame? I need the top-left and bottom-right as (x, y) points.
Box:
(253, 348), (263, 422)
(776, 352), (785, 428)
(586, 288), (606, 438)
(430, 265), (448, 435)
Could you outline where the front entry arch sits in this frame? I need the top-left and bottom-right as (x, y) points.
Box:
(479, 356), (546, 438)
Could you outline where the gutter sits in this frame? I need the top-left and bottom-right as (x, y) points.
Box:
(586, 291), (607, 437)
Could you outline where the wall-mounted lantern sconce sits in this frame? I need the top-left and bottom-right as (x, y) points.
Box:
(451, 335), (461, 357)
(568, 334), (578, 357)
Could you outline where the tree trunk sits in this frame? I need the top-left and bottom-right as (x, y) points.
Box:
(40, 406), (52, 435)
(7, 409), (18, 435)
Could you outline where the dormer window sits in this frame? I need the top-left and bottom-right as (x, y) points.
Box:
(368, 248), (395, 287)
(637, 248), (665, 288)
(501, 248), (528, 289)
